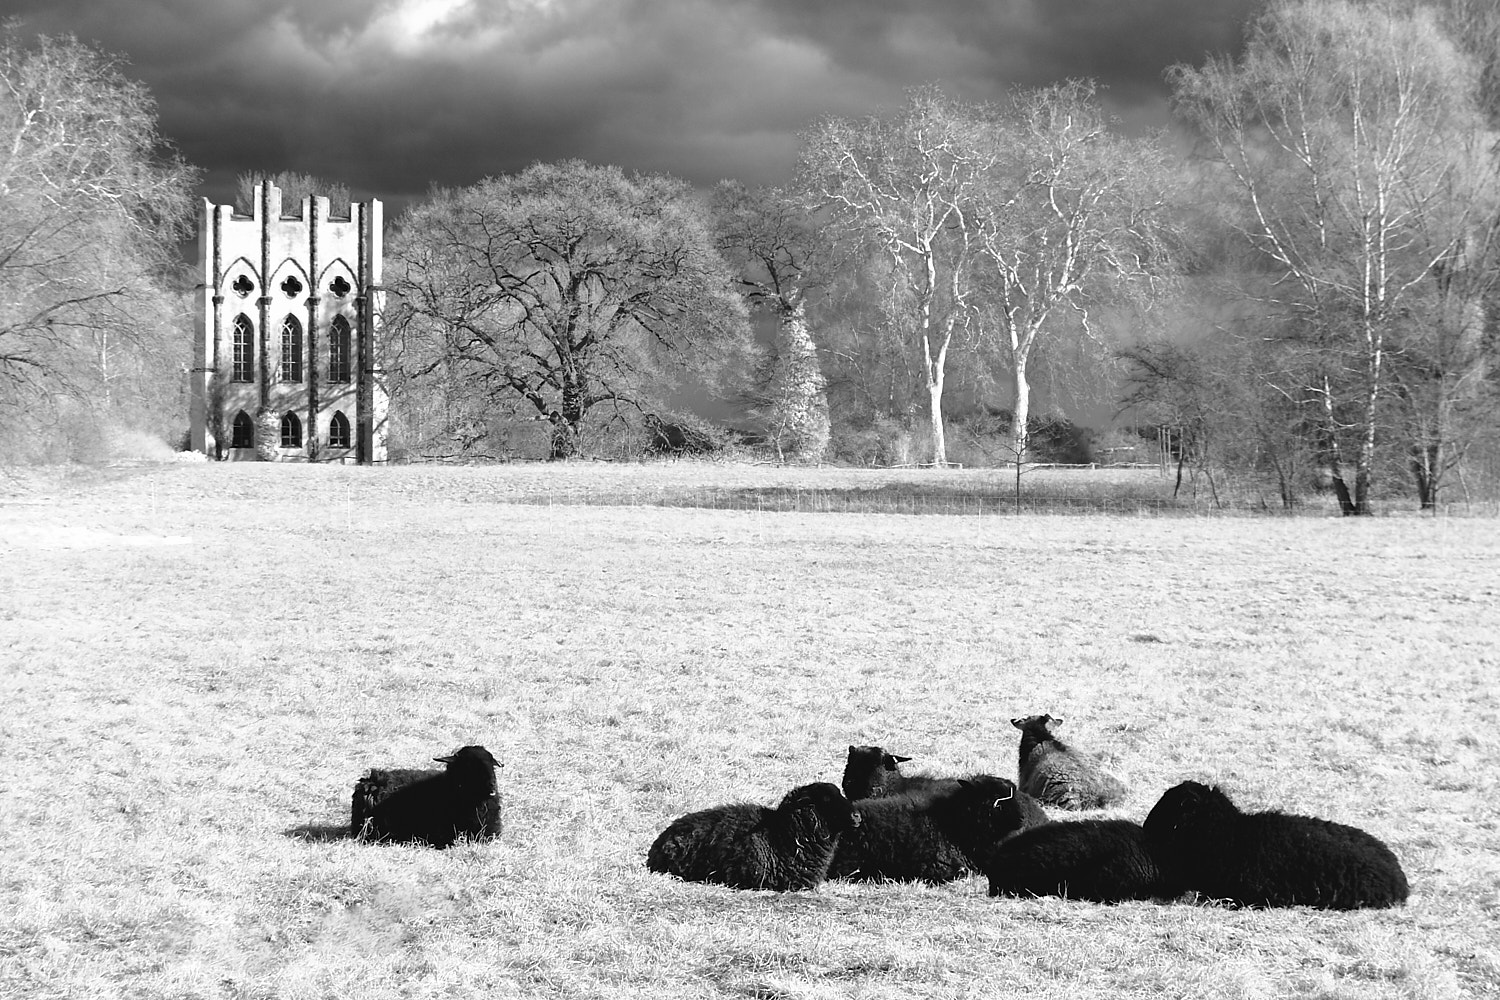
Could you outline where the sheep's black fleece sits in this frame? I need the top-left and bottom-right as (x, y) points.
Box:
(1143, 780), (1408, 910)
(830, 775), (1049, 883)
(647, 782), (862, 891)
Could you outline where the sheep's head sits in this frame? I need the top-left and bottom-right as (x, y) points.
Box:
(954, 775), (1026, 822)
(436, 745), (501, 793)
(848, 745), (910, 768)
(436, 745), (501, 768)
(1143, 780), (1238, 846)
(782, 782), (862, 833)
(841, 745), (911, 800)
(1010, 714), (1063, 733)
(960, 775), (1016, 807)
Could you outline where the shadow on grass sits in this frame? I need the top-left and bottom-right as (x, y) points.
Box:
(284, 822), (356, 843)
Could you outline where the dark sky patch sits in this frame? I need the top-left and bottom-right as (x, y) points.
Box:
(9, 0), (1261, 213)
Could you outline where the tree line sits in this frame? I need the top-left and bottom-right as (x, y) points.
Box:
(4, 1), (1499, 512)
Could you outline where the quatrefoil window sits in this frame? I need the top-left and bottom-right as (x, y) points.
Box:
(231, 275), (254, 297)
(280, 275), (303, 297)
(329, 276), (351, 297)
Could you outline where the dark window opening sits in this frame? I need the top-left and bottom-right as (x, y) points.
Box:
(232, 315), (254, 382)
(330, 275), (351, 297)
(329, 410), (351, 448)
(280, 275), (303, 297)
(280, 316), (303, 383)
(329, 315), (352, 383)
(232, 274), (254, 297)
(230, 411), (254, 448)
(280, 411), (302, 449)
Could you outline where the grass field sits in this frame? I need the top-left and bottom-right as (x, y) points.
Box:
(1, 462), (1497, 1000)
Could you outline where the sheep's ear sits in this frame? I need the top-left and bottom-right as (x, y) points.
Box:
(1009, 718), (1024, 729)
(434, 755), (454, 764)
(893, 754), (912, 764)
(848, 744), (857, 755)
(1049, 715), (1065, 727)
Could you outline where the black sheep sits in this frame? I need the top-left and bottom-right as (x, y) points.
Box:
(1142, 780), (1409, 910)
(830, 775), (1050, 883)
(840, 744), (956, 801)
(986, 818), (1176, 903)
(1012, 714), (1126, 810)
(358, 745), (502, 848)
(647, 782), (861, 891)
(352, 766), (441, 837)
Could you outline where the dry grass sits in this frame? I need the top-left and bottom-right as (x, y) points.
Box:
(1, 461), (1497, 999)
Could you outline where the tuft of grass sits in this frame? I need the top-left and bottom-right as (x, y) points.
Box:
(0, 462), (1497, 999)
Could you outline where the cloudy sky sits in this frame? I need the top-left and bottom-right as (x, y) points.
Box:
(12, 0), (1260, 213)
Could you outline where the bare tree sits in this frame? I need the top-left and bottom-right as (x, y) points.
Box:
(800, 86), (992, 466)
(0, 28), (198, 460)
(1432, 0), (1500, 125)
(971, 80), (1176, 463)
(1170, 0), (1493, 514)
(386, 160), (750, 459)
(235, 170), (351, 217)
(1390, 206), (1500, 509)
(1120, 329), (1314, 509)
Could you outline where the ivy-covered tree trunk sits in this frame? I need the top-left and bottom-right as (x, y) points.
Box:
(254, 407), (280, 462)
(762, 300), (830, 463)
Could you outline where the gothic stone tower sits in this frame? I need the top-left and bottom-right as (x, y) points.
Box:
(191, 183), (388, 463)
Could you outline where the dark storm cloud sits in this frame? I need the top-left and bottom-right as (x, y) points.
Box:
(754, 0), (1261, 125)
(9, 0), (1260, 212)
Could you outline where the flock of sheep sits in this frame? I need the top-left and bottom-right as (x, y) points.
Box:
(347, 713), (1409, 911)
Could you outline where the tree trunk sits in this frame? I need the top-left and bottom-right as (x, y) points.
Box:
(550, 368), (586, 460)
(1352, 395), (1377, 516)
(1317, 375), (1359, 517)
(1011, 362), (1031, 464)
(1411, 443), (1439, 512)
(927, 375), (946, 466)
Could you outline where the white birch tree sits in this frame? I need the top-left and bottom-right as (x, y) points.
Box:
(971, 80), (1175, 463)
(799, 87), (991, 466)
(1170, 0), (1492, 514)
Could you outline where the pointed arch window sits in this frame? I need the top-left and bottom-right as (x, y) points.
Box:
(230, 410), (254, 448)
(280, 316), (303, 383)
(328, 410), (351, 449)
(280, 411), (302, 449)
(232, 315), (254, 382)
(329, 315), (352, 383)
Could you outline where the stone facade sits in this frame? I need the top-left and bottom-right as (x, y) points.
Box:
(190, 183), (387, 463)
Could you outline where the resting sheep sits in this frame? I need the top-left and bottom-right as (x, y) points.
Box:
(647, 782), (861, 891)
(986, 819), (1175, 903)
(1012, 714), (1126, 810)
(1142, 780), (1409, 910)
(352, 766), (441, 836)
(840, 744), (955, 801)
(830, 775), (1050, 883)
(356, 745), (502, 848)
